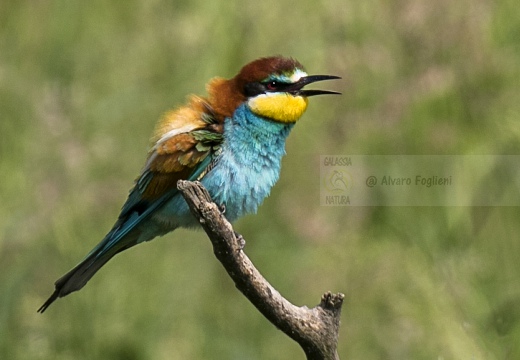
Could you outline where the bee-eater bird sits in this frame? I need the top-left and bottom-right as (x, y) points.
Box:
(38, 56), (340, 313)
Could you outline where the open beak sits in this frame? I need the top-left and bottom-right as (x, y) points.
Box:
(287, 75), (342, 96)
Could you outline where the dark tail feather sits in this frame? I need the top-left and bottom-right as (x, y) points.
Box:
(37, 229), (140, 313)
(37, 255), (110, 313)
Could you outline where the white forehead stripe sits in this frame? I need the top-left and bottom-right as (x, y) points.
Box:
(290, 69), (308, 82)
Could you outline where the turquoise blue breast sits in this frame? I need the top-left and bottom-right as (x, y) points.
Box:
(155, 103), (294, 228)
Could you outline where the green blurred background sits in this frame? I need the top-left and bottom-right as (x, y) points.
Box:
(2, 0), (520, 359)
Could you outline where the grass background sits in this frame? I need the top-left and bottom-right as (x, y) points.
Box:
(2, 0), (520, 358)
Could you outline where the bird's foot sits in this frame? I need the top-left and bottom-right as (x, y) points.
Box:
(218, 203), (226, 214)
(234, 231), (246, 250)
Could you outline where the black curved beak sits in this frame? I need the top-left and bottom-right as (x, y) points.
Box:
(288, 75), (342, 96)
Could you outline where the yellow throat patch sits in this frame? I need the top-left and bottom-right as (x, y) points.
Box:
(247, 93), (309, 123)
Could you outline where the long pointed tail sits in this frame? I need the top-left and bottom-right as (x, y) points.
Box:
(37, 227), (141, 313)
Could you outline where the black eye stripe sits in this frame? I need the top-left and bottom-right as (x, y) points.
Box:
(244, 80), (292, 97)
(261, 80), (291, 91)
(244, 82), (265, 97)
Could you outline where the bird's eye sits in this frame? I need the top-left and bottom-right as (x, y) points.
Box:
(245, 80), (287, 96)
(266, 81), (278, 91)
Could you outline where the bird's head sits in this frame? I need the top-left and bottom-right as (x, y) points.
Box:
(207, 56), (340, 123)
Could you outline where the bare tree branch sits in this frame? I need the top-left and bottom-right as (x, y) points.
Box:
(177, 180), (344, 360)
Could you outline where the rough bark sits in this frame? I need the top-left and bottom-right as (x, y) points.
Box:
(178, 180), (344, 360)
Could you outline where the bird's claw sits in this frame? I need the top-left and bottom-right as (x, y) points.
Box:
(219, 203), (226, 214)
(234, 231), (246, 250)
